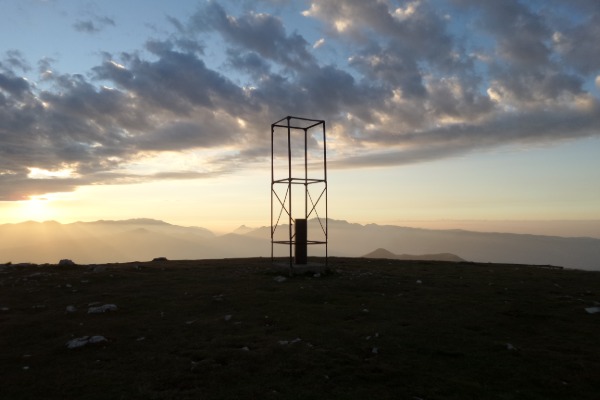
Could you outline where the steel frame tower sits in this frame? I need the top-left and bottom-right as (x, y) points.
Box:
(271, 116), (328, 270)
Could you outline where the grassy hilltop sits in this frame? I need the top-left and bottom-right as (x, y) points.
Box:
(1, 258), (599, 399)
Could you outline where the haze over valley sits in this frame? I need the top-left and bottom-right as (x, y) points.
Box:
(2, 218), (599, 271)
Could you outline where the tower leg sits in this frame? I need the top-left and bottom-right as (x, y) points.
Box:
(295, 219), (307, 265)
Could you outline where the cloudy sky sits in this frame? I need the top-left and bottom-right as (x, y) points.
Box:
(1, 0), (599, 234)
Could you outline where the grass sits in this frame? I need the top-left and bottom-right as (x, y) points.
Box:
(1, 257), (599, 399)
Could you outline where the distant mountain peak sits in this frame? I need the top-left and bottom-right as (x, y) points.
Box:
(363, 248), (397, 258)
(362, 248), (465, 262)
(233, 225), (256, 235)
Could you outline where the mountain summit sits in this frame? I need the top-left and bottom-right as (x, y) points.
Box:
(362, 248), (465, 262)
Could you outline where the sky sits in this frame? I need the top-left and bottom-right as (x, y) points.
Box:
(1, 0), (599, 236)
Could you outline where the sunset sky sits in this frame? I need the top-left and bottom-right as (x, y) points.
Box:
(1, 0), (599, 235)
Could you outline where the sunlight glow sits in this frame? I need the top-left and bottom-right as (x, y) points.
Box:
(19, 196), (54, 221)
(313, 38), (325, 49)
(27, 167), (76, 179)
(393, 1), (419, 20)
(334, 19), (350, 32)
(109, 60), (126, 69)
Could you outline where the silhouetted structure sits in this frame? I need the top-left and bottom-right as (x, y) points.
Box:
(271, 116), (328, 272)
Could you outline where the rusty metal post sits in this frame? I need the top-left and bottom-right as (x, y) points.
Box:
(295, 219), (307, 264)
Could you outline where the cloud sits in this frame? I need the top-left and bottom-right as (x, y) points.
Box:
(73, 15), (116, 34)
(313, 38), (325, 49)
(553, 14), (600, 75)
(1, 0), (600, 200)
(332, 101), (600, 169)
(189, 1), (316, 70)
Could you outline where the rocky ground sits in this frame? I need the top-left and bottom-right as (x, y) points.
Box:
(1, 257), (599, 399)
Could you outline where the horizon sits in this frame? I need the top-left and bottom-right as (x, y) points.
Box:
(3, 216), (600, 240)
(2, 215), (599, 269)
(1, 1), (599, 240)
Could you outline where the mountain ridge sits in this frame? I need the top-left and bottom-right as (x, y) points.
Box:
(1, 218), (598, 270)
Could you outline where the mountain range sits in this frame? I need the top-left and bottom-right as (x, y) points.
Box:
(1, 218), (599, 270)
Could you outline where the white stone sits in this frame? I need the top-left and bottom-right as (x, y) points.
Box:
(88, 304), (118, 314)
(66, 335), (107, 349)
(66, 337), (90, 349)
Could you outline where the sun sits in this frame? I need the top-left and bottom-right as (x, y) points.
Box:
(19, 196), (57, 221)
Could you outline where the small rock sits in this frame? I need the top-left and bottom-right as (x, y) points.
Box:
(506, 343), (517, 351)
(274, 276), (287, 283)
(224, 315), (232, 321)
(185, 320), (197, 325)
(241, 346), (250, 351)
(416, 280), (422, 284)
(65, 305), (77, 313)
(88, 336), (107, 344)
(152, 257), (168, 262)
(88, 304), (118, 314)
(136, 336), (146, 341)
(66, 337), (87, 349)
(585, 306), (600, 314)
(66, 335), (107, 349)
(22, 366), (30, 371)
(313, 273), (321, 278)
(279, 338), (301, 345)
(372, 347), (379, 354)
(58, 259), (75, 266)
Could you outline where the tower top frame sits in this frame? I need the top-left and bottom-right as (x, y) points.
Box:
(271, 116), (328, 272)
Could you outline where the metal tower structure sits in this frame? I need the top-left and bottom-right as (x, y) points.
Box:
(271, 116), (328, 271)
